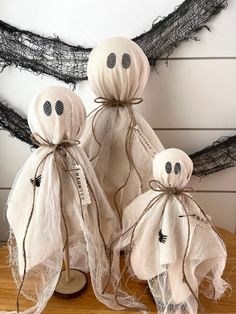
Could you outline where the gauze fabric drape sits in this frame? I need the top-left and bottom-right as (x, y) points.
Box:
(2, 86), (125, 314)
(81, 37), (164, 226)
(117, 148), (228, 314)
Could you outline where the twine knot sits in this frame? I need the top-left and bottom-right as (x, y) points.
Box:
(31, 134), (80, 150)
(94, 97), (143, 107)
(149, 179), (193, 195)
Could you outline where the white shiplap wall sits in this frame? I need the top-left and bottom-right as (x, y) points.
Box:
(1, 0), (236, 241)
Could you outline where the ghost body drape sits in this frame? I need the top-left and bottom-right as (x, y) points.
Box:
(5, 144), (122, 313)
(1, 85), (134, 313)
(82, 106), (163, 221)
(82, 37), (164, 221)
(120, 190), (228, 314)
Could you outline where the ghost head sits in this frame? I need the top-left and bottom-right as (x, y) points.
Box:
(153, 148), (193, 189)
(87, 37), (150, 101)
(28, 86), (86, 144)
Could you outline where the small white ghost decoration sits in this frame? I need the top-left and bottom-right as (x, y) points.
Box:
(5, 86), (121, 314)
(82, 37), (164, 225)
(120, 148), (229, 314)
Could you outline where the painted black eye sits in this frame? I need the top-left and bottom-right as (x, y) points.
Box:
(107, 53), (116, 68)
(165, 162), (172, 174)
(55, 100), (64, 115)
(174, 162), (181, 174)
(122, 53), (131, 69)
(43, 101), (52, 116)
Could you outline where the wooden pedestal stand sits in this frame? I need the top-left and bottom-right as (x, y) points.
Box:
(55, 243), (87, 299)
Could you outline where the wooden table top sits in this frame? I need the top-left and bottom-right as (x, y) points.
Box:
(0, 228), (235, 313)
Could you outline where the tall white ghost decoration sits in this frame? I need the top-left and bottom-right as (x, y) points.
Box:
(119, 148), (229, 314)
(81, 37), (164, 225)
(3, 86), (122, 314)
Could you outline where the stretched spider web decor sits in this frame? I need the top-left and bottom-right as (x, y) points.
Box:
(0, 0), (233, 177)
(1, 99), (236, 177)
(190, 136), (236, 176)
(0, 100), (33, 146)
(0, 0), (228, 84)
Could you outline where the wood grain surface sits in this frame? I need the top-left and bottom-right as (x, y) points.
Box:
(0, 228), (235, 313)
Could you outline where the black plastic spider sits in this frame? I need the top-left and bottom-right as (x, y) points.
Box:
(30, 175), (42, 187)
(158, 229), (167, 244)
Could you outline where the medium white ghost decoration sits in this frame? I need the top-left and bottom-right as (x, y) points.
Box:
(81, 37), (164, 226)
(3, 86), (122, 314)
(119, 148), (229, 314)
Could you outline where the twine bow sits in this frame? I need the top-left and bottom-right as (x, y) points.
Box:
(89, 97), (144, 227)
(31, 134), (80, 150)
(106, 178), (224, 313)
(94, 96), (143, 107)
(147, 178), (225, 313)
(17, 132), (108, 313)
(149, 179), (194, 196)
(16, 133), (82, 312)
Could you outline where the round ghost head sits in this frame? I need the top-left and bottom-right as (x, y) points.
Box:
(153, 148), (193, 189)
(28, 86), (86, 144)
(87, 37), (150, 101)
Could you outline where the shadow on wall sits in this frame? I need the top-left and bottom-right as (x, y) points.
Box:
(0, 191), (10, 242)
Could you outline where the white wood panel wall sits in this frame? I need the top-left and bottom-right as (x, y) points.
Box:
(0, 0), (236, 241)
